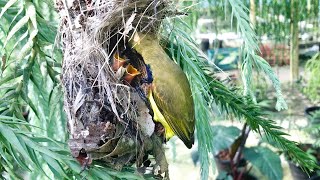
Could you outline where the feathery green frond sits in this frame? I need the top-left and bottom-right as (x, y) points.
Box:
(162, 18), (216, 179)
(162, 17), (318, 179)
(175, 0), (289, 111)
(226, 0), (288, 111)
(0, 1), (149, 179)
(207, 78), (317, 172)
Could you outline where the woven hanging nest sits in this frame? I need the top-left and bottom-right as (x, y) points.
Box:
(55, 0), (177, 177)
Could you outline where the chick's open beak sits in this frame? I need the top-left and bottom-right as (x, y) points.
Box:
(112, 52), (127, 71)
(124, 64), (141, 84)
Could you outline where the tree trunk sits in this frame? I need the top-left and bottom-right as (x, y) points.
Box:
(250, 0), (256, 27)
(290, 0), (299, 82)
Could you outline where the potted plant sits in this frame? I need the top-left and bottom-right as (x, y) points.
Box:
(304, 53), (320, 103)
(304, 54), (320, 127)
(192, 124), (283, 180)
(305, 108), (320, 142)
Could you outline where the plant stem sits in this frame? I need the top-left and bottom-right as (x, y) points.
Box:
(232, 123), (250, 166)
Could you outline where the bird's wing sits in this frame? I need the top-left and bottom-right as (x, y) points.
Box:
(152, 80), (194, 148)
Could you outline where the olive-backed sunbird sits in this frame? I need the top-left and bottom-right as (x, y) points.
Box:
(130, 32), (195, 149)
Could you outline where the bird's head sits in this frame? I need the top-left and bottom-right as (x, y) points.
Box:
(112, 52), (127, 71)
(123, 64), (141, 84)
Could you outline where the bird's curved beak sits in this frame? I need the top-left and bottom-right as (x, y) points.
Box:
(112, 52), (127, 71)
(124, 64), (141, 84)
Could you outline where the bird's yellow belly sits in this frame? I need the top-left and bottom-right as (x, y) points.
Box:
(148, 91), (175, 140)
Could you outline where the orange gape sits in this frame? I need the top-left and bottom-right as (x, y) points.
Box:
(123, 64), (141, 84)
(112, 52), (141, 85)
(112, 53), (127, 71)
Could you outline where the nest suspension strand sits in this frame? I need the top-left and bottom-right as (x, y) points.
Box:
(55, 0), (175, 177)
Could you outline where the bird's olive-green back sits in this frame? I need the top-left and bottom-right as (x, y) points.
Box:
(130, 33), (195, 148)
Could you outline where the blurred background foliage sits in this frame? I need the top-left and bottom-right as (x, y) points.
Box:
(0, 0), (319, 179)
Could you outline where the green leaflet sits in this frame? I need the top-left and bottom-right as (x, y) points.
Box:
(212, 125), (241, 154)
(243, 147), (283, 180)
(0, 0), (19, 19)
(0, 123), (32, 163)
